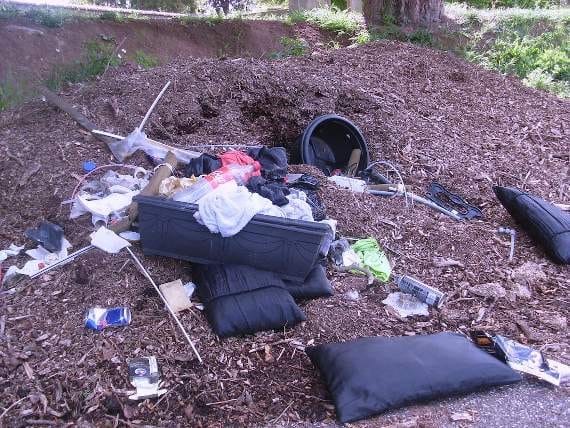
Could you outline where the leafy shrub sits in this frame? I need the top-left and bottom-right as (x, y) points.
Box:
(24, 7), (71, 27)
(408, 29), (434, 46)
(484, 24), (569, 79)
(465, 17), (569, 98)
(270, 36), (308, 58)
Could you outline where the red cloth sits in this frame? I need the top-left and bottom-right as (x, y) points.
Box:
(219, 151), (261, 177)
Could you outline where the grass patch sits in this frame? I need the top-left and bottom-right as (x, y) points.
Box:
(270, 36), (308, 58)
(133, 50), (160, 68)
(178, 14), (225, 26)
(99, 11), (125, 22)
(287, 8), (362, 36)
(0, 74), (25, 112)
(45, 40), (121, 90)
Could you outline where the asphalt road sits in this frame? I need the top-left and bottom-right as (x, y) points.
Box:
(370, 379), (570, 427)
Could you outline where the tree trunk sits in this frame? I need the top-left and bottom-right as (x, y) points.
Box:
(363, 0), (443, 27)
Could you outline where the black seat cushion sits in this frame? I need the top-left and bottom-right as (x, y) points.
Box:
(306, 332), (522, 423)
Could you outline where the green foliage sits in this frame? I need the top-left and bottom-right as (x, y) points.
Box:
(476, 24), (569, 79)
(408, 29), (434, 46)
(445, 0), (561, 9)
(356, 26), (428, 45)
(99, 11), (125, 22)
(179, 14), (224, 25)
(464, 16), (569, 98)
(0, 75), (24, 112)
(331, 0), (348, 10)
(46, 40), (121, 90)
(133, 50), (160, 68)
(0, 4), (20, 20)
(287, 10), (309, 24)
(270, 36), (308, 58)
(91, 0), (196, 13)
(24, 7), (71, 27)
(523, 68), (569, 97)
(464, 11), (481, 27)
(287, 8), (362, 36)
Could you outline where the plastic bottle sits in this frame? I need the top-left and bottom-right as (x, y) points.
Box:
(172, 163), (259, 203)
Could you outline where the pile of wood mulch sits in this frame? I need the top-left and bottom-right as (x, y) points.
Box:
(0, 40), (568, 427)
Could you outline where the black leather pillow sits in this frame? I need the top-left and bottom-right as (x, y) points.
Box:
(205, 287), (306, 337)
(494, 186), (570, 264)
(193, 263), (285, 303)
(306, 332), (522, 423)
(283, 265), (333, 300)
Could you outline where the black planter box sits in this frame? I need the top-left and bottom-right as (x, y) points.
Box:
(135, 196), (330, 281)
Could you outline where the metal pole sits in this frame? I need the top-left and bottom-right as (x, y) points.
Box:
(368, 190), (463, 221)
(126, 247), (203, 364)
(30, 245), (96, 279)
(138, 81), (171, 132)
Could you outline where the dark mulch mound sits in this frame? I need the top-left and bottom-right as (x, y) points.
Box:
(0, 40), (568, 426)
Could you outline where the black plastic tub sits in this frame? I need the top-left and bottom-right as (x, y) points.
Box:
(299, 114), (369, 176)
(135, 196), (330, 281)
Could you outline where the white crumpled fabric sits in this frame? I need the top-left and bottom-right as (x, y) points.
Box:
(195, 184), (317, 238)
(194, 181), (274, 237)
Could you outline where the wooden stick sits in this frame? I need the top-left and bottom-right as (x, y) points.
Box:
(38, 87), (118, 153)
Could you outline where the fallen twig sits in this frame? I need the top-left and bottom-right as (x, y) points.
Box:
(0, 396), (28, 420)
(270, 400), (294, 424)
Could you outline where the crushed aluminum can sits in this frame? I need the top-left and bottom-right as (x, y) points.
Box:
(85, 307), (131, 331)
(393, 274), (446, 308)
(128, 356), (167, 400)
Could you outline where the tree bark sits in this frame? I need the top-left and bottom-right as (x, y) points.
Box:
(363, 0), (443, 27)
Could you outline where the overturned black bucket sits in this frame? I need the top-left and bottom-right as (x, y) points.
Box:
(298, 114), (369, 176)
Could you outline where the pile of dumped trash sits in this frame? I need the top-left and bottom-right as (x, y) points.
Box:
(1, 81), (569, 424)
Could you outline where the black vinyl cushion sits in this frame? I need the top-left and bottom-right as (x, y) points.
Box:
(284, 265), (333, 300)
(193, 264), (307, 337)
(193, 264), (284, 303)
(494, 186), (570, 264)
(306, 332), (522, 423)
(205, 287), (306, 338)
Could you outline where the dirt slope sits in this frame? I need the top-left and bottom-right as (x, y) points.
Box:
(0, 41), (569, 426)
(0, 17), (330, 86)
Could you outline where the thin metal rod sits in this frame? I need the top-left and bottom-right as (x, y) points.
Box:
(126, 247), (203, 363)
(92, 129), (124, 140)
(30, 245), (96, 279)
(368, 190), (463, 221)
(138, 81), (171, 132)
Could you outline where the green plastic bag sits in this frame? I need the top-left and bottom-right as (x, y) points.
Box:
(351, 238), (392, 282)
